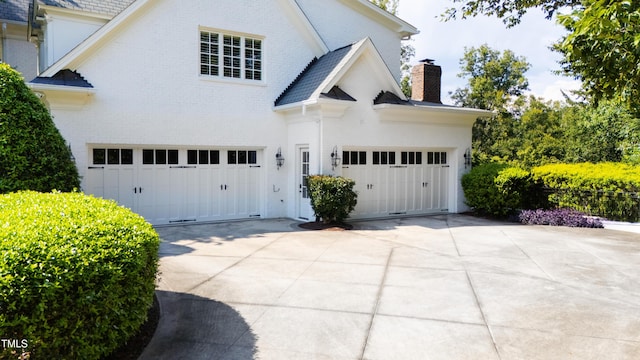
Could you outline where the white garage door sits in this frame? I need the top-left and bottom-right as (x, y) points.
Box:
(85, 147), (262, 225)
(342, 149), (449, 219)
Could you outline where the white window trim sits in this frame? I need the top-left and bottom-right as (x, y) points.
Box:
(198, 27), (266, 85)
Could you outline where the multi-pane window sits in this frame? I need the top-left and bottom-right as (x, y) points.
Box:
(142, 149), (179, 165)
(228, 150), (258, 165)
(244, 38), (262, 80)
(426, 152), (447, 165)
(200, 30), (262, 81)
(93, 148), (133, 165)
(401, 151), (422, 165)
(373, 151), (396, 165)
(342, 151), (367, 165)
(188, 150), (220, 165)
(200, 32), (220, 76)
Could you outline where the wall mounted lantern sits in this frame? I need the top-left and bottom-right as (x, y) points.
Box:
(275, 147), (285, 170)
(464, 148), (471, 169)
(330, 145), (341, 170)
(68, 144), (76, 163)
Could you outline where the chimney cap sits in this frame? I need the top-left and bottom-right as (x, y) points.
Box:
(418, 58), (435, 65)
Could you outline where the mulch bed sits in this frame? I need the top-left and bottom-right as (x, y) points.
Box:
(298, 221), (353, 231)
(102, 294), (160, 360)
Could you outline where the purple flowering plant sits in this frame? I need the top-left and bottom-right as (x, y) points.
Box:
(519, 208), (604, 228)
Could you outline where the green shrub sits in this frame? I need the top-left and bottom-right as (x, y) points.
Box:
(307, 175), (357, 224)
(0, 63), (80, 193)
(462, 163), (532, 217)
(532, 163), (640, 221)
(0, 191), (160, 360)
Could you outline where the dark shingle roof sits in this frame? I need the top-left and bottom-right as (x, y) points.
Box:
(31, 69), (93, 87)
(275, 44), (353, 107)
(0, 0), (30, 22)
(39, 0), (135, 17)
(373, 90), (407, 105)
(1, 0), (135, 23)
(321, 86), (356, 101)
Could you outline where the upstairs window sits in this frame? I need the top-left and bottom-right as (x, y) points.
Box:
(200, 30), (262, 81)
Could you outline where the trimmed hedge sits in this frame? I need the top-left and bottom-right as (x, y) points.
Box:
(307, 175), (357, 224)
(0, 63), (80, 193)
(0, 191), (160, 360)
(462, 162), (640, 222)
(532, 163), (640, 222)
(461, 163), (532, 217)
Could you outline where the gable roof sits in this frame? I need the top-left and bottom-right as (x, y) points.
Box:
(38, 0), (135, 17)
(0, 0), (30, 23)
(274, 37), (406, 109)
(275, 44), (354, 107)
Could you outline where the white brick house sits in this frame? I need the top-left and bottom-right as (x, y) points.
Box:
(24, 0), (490, 225)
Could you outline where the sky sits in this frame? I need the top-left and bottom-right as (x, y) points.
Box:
(396, 0), (582, 104)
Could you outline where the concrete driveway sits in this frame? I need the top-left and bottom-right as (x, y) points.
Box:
(138, 215), (640, 360)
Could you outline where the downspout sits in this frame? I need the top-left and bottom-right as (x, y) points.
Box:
(1, 23), (7, 63)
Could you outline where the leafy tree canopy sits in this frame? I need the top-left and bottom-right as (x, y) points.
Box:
(556, 1), (640, 113)
(452, 44), (530, 111)
(443, 0), (582, 27)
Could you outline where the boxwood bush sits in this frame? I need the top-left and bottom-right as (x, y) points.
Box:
(307, 175), (357, 224)
(0, 191), (160, 360)
(0, 63), (80, 194)
(461, 163), (532, 217)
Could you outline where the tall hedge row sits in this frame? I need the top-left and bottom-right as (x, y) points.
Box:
(462, 162), (640, 222)
(0, 63), (80, 193)
(0, 192), (160, 360)
(531, 163), (640, 222)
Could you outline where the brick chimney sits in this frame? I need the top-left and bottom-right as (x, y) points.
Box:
(410, 59), (442, 104)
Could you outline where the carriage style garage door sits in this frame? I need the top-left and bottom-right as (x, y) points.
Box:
(342, 149), (449, 219)
(85, 147), (262, 225)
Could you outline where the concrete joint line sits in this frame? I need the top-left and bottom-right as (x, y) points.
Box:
(465, 271), (503, 360)
(183, 232), (287, 294)
(359, 246), (396, 360)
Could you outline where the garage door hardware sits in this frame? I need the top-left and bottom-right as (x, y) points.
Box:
(170, 166), (197, 169)
(220, 185), (229, 190)
(422, 182), (429, 187)
(366, 184), (374, 189)
(133, 187), (143, 193)
(390, 165), (408, 168)
(88, 166), (105, 169)
(169, 219), (196, 223)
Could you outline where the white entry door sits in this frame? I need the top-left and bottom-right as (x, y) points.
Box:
(297, 147), (314, 220)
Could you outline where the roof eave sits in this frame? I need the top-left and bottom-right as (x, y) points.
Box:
(40, 0), (152, 76)
(337, 0), (419, 37)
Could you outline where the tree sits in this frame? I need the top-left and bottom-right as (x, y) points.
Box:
(562, 100), (640, 163)
(443, 0), (582, 27)
(370, 0), (415, 97)
(444, 0), (640, 114)
(0, 63), (80, 193)
(555, 1), (640, 113)
(451, 45), (530, 164)
(452, 44), (530, 111)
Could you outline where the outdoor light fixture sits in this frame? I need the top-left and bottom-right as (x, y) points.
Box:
(275, 147), (285, 169)
(68, 144), (76, 163)
(464, 148), (471, 169)
(330, 145), (341, 170)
